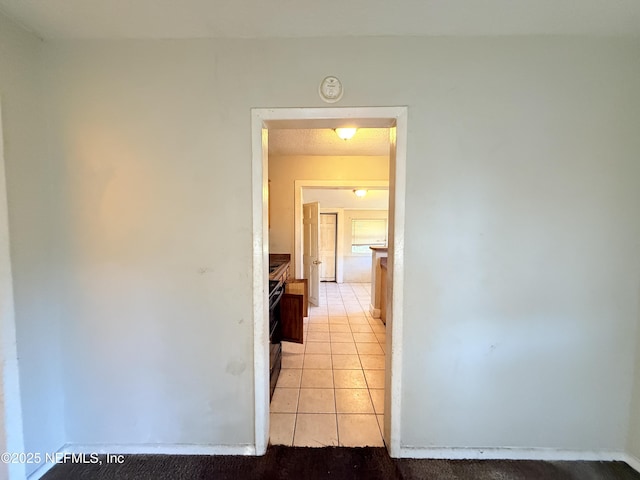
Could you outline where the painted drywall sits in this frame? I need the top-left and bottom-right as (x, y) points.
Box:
(397, 39), (640, 451)
(269, 154), (389, 274)
(342, 210), (389, 283)
(0, 13), (65, 476)
(39, 37), (640, 453)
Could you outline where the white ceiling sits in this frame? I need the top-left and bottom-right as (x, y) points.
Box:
(1, 0), (639, 39)
(269, 128), (390, 157)
(304, 188), (389, 210)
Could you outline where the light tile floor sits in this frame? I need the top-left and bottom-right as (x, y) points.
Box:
(270, 282), (386, 447)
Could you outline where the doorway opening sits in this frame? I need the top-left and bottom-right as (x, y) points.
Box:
(251, 107), (407, 457)
(297, 183), (390, 286)
(319, 213), (337, 282)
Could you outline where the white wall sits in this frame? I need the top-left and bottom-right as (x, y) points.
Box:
(0, 13), (65, 477)
(40, 37), (640, 453)
(342, 210), (389, 283)
(399, 39), (640, 452)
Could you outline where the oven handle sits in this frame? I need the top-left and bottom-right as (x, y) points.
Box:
(269, 284), (285, 310)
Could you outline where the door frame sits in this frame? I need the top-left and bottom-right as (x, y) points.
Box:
(319, 212), (338, 282)
(0, 100), (27, 479)
(294, 180), (389, 280)
(251, 106), (407, 457)
(319, 208), (344, 283)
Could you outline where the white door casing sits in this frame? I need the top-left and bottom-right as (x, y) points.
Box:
(303, 202), (320, 306)
(0, 99), (26, 480)
(251, 106), (407, 457)
(295, 181), (389, 281)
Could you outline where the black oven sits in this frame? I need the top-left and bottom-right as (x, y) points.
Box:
(268, 280), (284, 399)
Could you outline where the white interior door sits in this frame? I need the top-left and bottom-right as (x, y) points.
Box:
(319, 213), (337, 281)
(303, 202), (320, 306)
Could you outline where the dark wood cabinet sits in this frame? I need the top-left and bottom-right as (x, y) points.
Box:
(280, 279), (307, 344)
(268, 254), (306, 345)
(286, 279), (308, 317)
(280, 293), (304, 344)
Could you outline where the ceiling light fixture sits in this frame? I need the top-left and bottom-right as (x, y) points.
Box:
(353, 189), (368, 198)
(334, 128), (357, 140)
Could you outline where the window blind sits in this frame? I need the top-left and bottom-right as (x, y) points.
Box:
(351, 219), (387, 253)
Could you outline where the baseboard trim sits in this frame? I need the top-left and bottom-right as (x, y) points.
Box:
(26, 443), (256, 479)
(27, 444), (65, 480)
(399, 447), (626, 462)
(65, 443), (257, 456)
(27, 444), (640, 477)
(621, 453), (640, 473)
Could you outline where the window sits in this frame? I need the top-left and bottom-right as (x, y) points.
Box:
(351, 219), (387, 254)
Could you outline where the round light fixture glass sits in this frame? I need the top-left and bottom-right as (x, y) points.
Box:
(335, 128), (357, 140)
(353, 189), (368, 197)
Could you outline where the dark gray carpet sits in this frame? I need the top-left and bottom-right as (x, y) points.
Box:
(397, 458), (640, 480)
(41, 446), (640, 480)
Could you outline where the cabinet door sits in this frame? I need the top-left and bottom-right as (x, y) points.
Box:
(286, 279), (308, 317)
(280, 293), (304, 344)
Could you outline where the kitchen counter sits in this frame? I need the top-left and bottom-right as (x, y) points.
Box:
(269, 253), (291, 282)
(369, 247), (388, 319)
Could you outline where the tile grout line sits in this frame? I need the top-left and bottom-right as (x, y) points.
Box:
(335, 283), (355, 447)
(291, 314), (307, 447)
(329, 313), (339, 447)
(277, 283), (379, 447)
(334, 286), (344, 447)
(352, 286), (384, 443)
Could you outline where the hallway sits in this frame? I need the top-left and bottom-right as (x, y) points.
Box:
(270, 282), (386, 447)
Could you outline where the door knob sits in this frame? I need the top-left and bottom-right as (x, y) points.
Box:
(313, 260), (322, 265)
